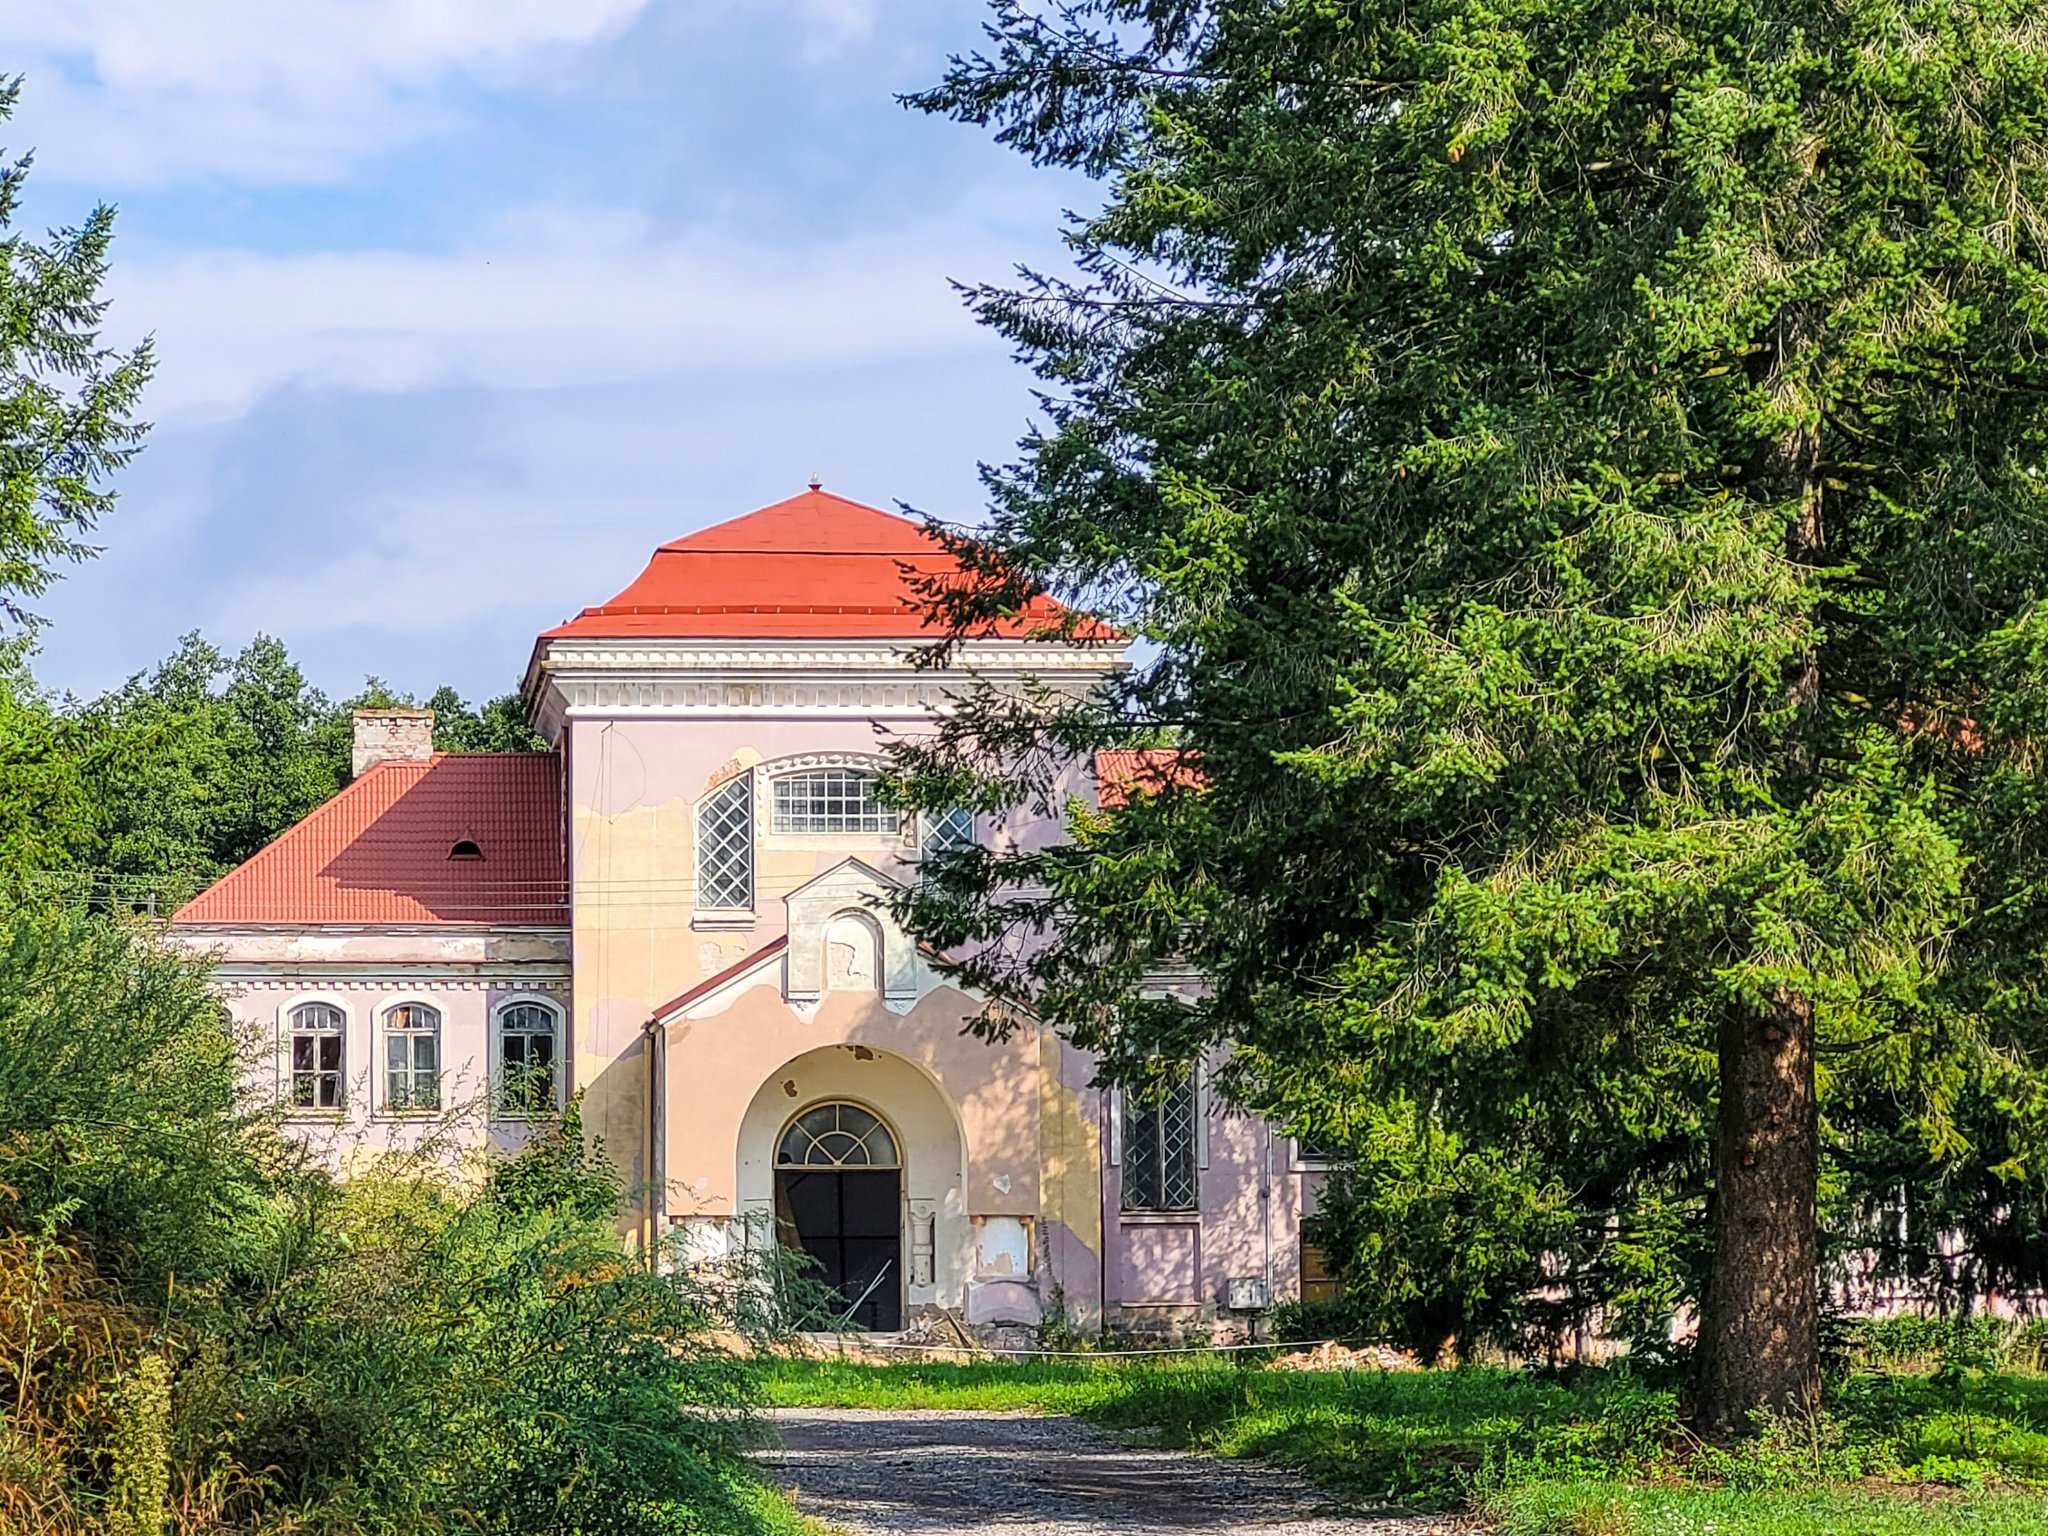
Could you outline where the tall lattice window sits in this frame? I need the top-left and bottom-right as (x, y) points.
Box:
(771, 768), (899, 834)
(1121, 1072), (1199, 1212)
(696, 775), (754, 910)
(384, 1003), (442, 1111)
(289, 1002), (345, 1110)
(497, 1001), (559, 1114)
(921, 807), (976, 856)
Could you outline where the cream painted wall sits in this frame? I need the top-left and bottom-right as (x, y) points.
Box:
(657, 983), (1041, 1214)
(562, 709), (1089, 1203)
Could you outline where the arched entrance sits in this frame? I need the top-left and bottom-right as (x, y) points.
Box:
(775, 1101), (902, 1330)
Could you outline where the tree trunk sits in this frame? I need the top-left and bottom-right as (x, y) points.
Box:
(1697, 993), (1821, 1430)
(1697, 414), (1824, 1433)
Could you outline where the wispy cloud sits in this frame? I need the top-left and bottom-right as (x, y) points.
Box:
(10, 0), (654, 183)
(113, 207), (1009, 419)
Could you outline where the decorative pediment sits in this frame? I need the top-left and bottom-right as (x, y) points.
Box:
(784, 858), (918, 1005)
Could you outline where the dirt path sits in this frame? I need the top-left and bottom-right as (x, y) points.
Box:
(758, 1407), (1461, 1536)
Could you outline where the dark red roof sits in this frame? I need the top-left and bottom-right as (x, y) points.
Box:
(174, 754), (566, 926)
(649, 935), (790, 1023)
(540, 487), (1110, 642)
(1095, 748), (1204, 809)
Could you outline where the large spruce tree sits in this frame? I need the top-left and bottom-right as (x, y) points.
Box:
(896, 0), (2048, 1424)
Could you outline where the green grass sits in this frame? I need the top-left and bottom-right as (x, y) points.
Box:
(1483, 1482), (2048, 1536)
(764, 1356), (2048, 1533)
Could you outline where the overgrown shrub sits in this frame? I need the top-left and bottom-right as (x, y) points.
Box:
(0, 901), (794, 1535)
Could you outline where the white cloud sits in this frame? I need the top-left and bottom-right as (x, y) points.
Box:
(16, 0), (651, 91)
(8, 0), (654, 183)
(6, 0), (905, 184)
(111, 207), (1010, 418)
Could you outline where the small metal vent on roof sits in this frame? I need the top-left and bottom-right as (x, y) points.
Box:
(449, 839), (485, 861)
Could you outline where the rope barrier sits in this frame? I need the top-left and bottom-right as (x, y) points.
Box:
(823, 1335), (1379, 1360)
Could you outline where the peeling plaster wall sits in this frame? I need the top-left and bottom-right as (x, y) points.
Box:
(658, 984), (1040, 1212)
(563, 711), (1084, 1198)
(1097, 1089), (1318, 1334)
(1040, 1032), (1106, 1326)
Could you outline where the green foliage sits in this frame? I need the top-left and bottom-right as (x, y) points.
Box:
(426, 685), (547, 754)
(0, 902), (798, 1535)
(0, 79), (151, 627)
(889, 0), (2048, 1400)
(1833, 1314), (2048, 1377)
(1300, 1112), (1699, 1361)
(0, 640), (99, 879)
(0, 630), (546, 907)
(0, 902), (252, 1297)
(105, 1356), (168, 1536)
(81, 633), (353, 896)
(1482, 1482), (2048, 1536)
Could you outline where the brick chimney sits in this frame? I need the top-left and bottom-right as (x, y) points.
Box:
(352, 708), (436, 777)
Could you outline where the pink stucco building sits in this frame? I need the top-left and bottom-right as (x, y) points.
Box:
(173, 487), (1327, 1336)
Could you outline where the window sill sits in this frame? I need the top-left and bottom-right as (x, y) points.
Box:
(690, 911), (756, 931)
(281, 1110), (349, 1124)
(1119, 1210), (1201, 1225)
(762, 831), (910, 849)
(370, 1110), (445, 1122)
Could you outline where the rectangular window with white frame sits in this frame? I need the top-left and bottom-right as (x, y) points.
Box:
(771, 768), (900, 834)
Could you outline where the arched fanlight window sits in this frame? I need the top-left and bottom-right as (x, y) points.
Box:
(776, 1102), (900, 1168)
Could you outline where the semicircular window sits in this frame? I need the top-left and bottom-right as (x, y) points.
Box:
(776, 1102), (899, 1168)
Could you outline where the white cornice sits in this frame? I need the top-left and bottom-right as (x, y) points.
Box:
(526, 636), (1123, 739)
(212, 966), (572, 986)
(538, 637), (1122, 674)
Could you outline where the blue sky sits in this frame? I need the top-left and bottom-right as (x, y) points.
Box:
(12, 1), (1084, 702)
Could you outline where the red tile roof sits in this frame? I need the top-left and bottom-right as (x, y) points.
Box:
(1095, 748), (1204, 809)
(174, 754), (567, 926)
(540, 487), (1112, 642)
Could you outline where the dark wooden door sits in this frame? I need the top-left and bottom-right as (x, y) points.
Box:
(776, 1167), (902, 1331)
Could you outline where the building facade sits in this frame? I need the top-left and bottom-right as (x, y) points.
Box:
(174, 487), (1325, 1336)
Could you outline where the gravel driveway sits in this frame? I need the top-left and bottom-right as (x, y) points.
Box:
(757, 1407), (1462, 1536)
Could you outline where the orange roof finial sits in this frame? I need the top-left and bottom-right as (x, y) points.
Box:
(808, 475), (822, 491)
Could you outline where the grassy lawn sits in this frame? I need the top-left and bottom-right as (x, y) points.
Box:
(764, 1356), (2048, 1534)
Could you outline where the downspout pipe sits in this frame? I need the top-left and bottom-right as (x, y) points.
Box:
(643, 1016), (661, 1266)
(1099, 1086), (1112, 1338)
